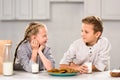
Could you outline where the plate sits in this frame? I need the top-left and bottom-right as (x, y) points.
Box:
(48, 72), (78, 76)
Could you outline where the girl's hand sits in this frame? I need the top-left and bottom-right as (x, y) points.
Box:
(31, 39), (39, 50)
(31, 39), (39, 62)
(38, 45), (45, 52)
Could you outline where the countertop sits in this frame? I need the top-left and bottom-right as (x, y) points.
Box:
(0, 71), (120, 80)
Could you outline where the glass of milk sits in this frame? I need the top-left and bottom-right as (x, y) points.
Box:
(3, 62), (13, 75)
(32, 63), (39, 73)
(3, 44), (13, 76)
(84, 62), (92, 73)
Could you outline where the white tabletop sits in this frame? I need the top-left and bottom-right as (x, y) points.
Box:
(0, 71), (120, 80)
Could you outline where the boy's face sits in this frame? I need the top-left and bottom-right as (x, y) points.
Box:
(81, 23), (100, 45)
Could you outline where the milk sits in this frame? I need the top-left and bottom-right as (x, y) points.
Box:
(32, 63), (39, 73)
(84, 62), (92, 73)
(3, 62), (13, 75)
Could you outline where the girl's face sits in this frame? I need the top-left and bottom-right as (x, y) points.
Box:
(35, 27), (48, 46)
(81, 23), (101, 46)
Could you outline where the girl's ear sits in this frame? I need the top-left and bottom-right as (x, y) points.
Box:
(31, 35), (36, 39)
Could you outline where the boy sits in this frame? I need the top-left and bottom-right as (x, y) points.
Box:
(60, 16), (111, 74)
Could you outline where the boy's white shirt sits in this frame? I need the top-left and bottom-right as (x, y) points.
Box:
(60, 37), (111, 71)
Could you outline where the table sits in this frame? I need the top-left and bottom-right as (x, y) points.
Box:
(0, 71), (120, 80)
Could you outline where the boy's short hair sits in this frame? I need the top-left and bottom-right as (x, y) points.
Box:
(82, 16), (103, 33)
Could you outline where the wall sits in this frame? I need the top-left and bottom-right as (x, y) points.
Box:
(0, 2), (120, 69)
(103, 21), (120, 69)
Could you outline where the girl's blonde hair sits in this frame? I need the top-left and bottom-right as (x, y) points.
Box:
(14, 22), (46, 64)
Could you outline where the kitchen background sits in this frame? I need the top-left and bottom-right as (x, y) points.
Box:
(0, 0), (120, 69)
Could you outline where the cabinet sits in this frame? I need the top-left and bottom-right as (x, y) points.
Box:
(50, 0), (83, 2)
(84, 0), (120, 20)
(0, 0), (15, 20)
(101, 0), (120, 20)
(33, 0), (50, 20)
(0, 0), (50, 20)
(16, 0), (32, 19)
(84, 0), (100, 17)
(50, 0), (66, 2)
(67, 0), (83, 2)
(16, 0), (50, 20)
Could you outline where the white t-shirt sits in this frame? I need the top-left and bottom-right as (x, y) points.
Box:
(60, 37), (111, 71)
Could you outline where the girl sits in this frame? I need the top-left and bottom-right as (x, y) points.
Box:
(14, 22), (55, 72)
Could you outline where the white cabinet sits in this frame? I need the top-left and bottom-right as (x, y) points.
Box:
(16, 0), (32, 19)
(84, 0), (100, 17)
(67, 0), (83, 2)
(16, 0), (50, 20)
(50, 0), (83, 2)
(101, 0), (120, 20)
(50, 0), (66, 2)
(84, 0), (120, 20)
(33, 0), (50, 20)
(0, 0), (50, 20)
(0, 0), (15, 20)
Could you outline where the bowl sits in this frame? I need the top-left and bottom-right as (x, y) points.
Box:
(110, 70), (120, 77)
